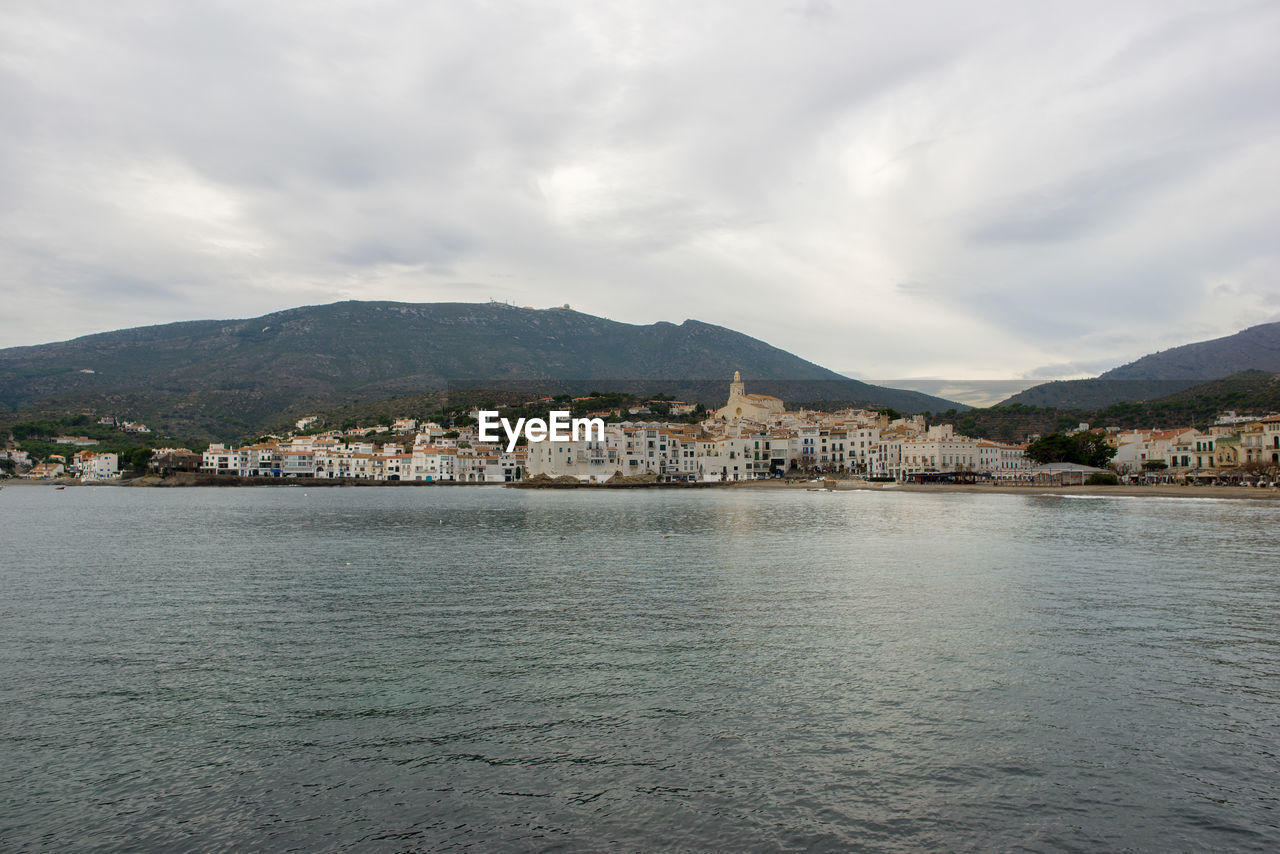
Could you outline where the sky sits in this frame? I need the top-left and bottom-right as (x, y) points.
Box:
(2, 1), (1278, 394)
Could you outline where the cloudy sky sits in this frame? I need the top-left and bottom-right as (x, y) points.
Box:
(2, 1), (1278, 391)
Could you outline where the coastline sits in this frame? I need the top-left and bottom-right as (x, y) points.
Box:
(7, 475), (1278, 500)
(736, 479), (1280, 501)
(2, 474), (499, 488)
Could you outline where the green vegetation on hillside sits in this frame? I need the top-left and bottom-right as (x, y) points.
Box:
(4, 414), (198, 464)
(1100, 322), (1280, 381)
(948, 372), (1280, 444)
(0, 301), (964, 439)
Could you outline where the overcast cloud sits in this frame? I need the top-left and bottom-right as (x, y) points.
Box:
(2, 0), (1277, 383)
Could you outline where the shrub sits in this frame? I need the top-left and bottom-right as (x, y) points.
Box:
(1085, 472), (1119, 486)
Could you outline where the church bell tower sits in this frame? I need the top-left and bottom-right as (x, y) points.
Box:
(729, 370), (744, 399)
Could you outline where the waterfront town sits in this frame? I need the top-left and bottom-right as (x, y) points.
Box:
(6, 373), (1280, 486)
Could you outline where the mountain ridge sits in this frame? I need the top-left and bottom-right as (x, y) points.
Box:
(0, 300), (965, 440)
(1000, 320), (1280, 408)
(1101, 321), (1280, 380)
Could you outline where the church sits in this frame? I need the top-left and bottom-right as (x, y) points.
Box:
(715, 371), (785, 423)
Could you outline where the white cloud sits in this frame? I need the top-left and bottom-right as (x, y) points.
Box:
(1, 0), (1277, 380)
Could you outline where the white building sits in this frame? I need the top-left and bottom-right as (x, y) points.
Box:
(77, 451), (119, 482)
(2, 449), (31, 468)
(527, 436), (620, 482)
(899, 425), (979, 477)
(26, 462), (65, 479)
(996, 444), (1033, 477)
(410, 447), (458, 482)
(1261, 415), (1280, 467)
(845, 427), (881, 473)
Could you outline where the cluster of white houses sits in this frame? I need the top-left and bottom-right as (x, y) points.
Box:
(194, 375), (1280, 484)
(12, 375), (1280, 484)
(201, 431), (523, 483)
(14, 449), (121, 482)
(518, 376), (1277, 483)
(191, 415), (1034, 484)
(186, 375), (1032, 483)
(1108, 414), (1280, 475)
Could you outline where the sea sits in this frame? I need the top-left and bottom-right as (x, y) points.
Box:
(2, 485), (1277, 852)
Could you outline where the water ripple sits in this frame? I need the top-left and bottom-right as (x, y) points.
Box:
(1, 487), (1278, 851)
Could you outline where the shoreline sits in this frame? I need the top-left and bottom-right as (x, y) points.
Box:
(6, 476), (1278, 501)
(2, 474), (501, 488)
(736, 480), (1280, 501)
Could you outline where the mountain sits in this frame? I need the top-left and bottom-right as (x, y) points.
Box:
(1000, 321), (1280, 408)
(952, 370), (1280, 444)
(0, 301), (964, 439)
(1102, 321), (1280, 380)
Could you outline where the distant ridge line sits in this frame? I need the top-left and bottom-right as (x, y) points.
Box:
(0, 300), (967, 439)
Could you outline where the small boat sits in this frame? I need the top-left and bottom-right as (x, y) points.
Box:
(55, 485), (66, 490)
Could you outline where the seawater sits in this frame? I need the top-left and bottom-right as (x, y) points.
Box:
(1, 486), (1277, 851)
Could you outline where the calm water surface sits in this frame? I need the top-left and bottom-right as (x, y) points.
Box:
(1, 486), (1278, 851)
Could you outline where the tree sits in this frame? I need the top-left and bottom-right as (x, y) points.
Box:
(1025, 433), (1075, 464)
(1026, 432), (1116, 468)
(120, 447), (154, 472)
(1072, 433), (1116, 468)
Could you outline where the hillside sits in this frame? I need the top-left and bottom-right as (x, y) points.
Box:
(0, 301), (963, 440)
(1107, 369), (1280, 424)
(1000, 321), (1280, 408)
(997, 378), (1201, 409)
(952, 371), (1280, 444)
(1102, 321), (1280, 380)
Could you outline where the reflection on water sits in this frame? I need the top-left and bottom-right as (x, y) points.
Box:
(2, 486), (1278, 851)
